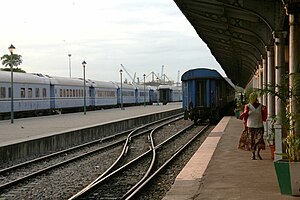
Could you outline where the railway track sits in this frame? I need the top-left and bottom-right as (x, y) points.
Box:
(69, 121), (210, 200)
(0, 114), (184, 199)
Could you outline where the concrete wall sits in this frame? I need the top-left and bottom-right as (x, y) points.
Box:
(0, 108), (182, 164)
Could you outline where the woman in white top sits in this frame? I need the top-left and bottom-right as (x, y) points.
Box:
(240, 92), (267, 160)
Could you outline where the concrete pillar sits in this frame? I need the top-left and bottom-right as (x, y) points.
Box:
(266, 45), (275, 118)
(273, 31), (288, 124)
(258, 61), (263, 103)
(253, 71), (258, 89)
(262, 54), (267, 106)
(273, 31), (287, 161)
(266, 46), (275, 146)
(286, 4), (300, 135)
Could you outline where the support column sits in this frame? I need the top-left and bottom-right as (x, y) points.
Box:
(253, 70), (258, 89)
(285, 3), (300, 135)
(266, 45), (275, 118)
(262, 54), (267, 106)
(258, 61), (263, 103)
(273, 31), (287, 161)
(266, 45), (275, 145)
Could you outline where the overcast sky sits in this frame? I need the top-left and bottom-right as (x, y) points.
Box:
(0, 0), (226, 83)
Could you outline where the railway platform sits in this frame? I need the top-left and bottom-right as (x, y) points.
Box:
(163, 116), (298, 200)
(0, 103), (181, 163)
(0, 103), (181, 146)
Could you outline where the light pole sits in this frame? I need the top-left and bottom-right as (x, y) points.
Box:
(82, 61), (87, 115)
(120, 69), (124, 110)
(9, 44), (16, 124)
(68, 54), (72, 78)
(143, 74), (146, 107)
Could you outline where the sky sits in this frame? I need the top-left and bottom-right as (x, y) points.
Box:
(0, 0), (226, 83)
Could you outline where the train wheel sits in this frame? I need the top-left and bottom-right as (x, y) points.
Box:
(184, 110), (189, 120)
(210, 110), (220, 124)
(194, 117), (198, 124)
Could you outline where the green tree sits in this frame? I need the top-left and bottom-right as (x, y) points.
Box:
(1, 53), (23, 70)
(0, 67), (26, 73)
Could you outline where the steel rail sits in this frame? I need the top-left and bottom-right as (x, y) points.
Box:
(68, 116), (184, 200)
(125, 123), (210, 199)
(0, 114), (182, 191)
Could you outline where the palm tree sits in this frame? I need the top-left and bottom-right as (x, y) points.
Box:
(1, 53), (23, 68)
(0, 67), (26, 73)
(1, 46), (23, 124)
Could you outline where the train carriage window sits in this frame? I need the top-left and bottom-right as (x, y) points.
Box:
(28, 88), (32, 98)
(60, 89), (63, 97)
(66, 89), (69, 97)
(20, 88), (25, 98)
(36, 88), (40, 98)
(0, 87), (5, 98)
(73, 90), (76, 97)
(42, 88), (47, 97)
(76, 89), (78, 97)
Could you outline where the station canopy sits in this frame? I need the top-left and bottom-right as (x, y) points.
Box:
(173, 0), (287, 88)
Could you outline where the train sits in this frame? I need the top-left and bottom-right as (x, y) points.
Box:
(181, 68), (236, 123)
(0, 71), (181, 119)
(158, 85), (182, 105)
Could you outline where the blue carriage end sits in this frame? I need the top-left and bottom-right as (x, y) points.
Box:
(181, 68), (223, 81)
(181, 68), (235, 123)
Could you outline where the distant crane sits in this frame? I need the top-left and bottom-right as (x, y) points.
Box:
(146, 71), (160, 82)
(120, 64), (136, 84)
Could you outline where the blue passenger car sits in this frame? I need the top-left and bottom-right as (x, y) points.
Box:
(181, 68), (235, 123)
(0, 71), (51, 117)
(89, 80), (118, 108)
(49, 76), (91, 112)
(114, 82), (136, 106)
(157, 85), (182, 105)
(148, 86), (158, 103)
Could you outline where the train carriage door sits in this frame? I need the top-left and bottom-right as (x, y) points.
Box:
(90, 86), (95, 107)
(50, 84), (55, 109)
(210, 80), (216, 108)
(196, 80), (206, 107)
(135, 88), (138, 104)
(182, 81), (188, 109)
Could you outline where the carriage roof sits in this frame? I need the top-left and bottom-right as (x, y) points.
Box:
(0, 71), (50, 84)
(181, 68), (235, 90)
(181, 68), (223, 81)
(112, 82), (136, 90)
(89, 80), (118, 89)
(50, 76), (91, 87)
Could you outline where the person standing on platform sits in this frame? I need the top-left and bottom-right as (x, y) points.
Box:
(239, 92), (267, 160)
